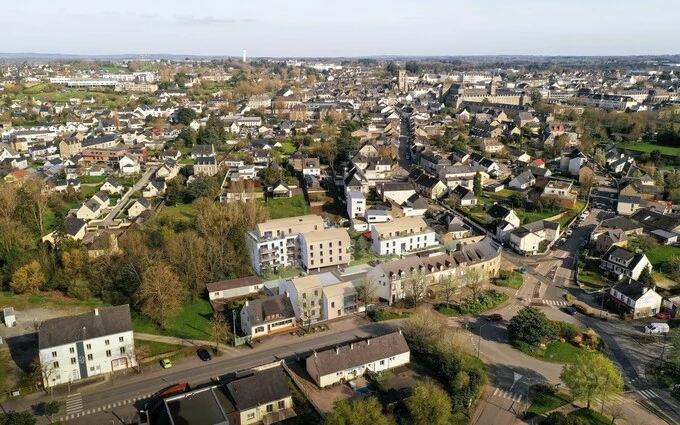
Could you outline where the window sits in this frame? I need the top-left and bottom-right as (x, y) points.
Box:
(339, 256), (343, 261)
(311, 309), (315, 316)
(331, 301), (335, 308)
(319, 244), (322, 249)
(302, 293), (307, 299)
(303, 302), (307, 308)
(329, 242), (333, 247)
(311, 260), (315, 265)
(320, 258), (323, 264)
(320, 251), (323, 256)
(87, 354), (93, 361)
(53, 361), (60, 368)
(380, 360), (385, 365)
(339, 240), (342, 246)
(247, 413), (255, 420)
(314, 290), (318, 297)
(105, 339), (110, 346)
(311, 300), (315, 307)
(310, 252), (313, 258)
(330, 257), (333, 262)
(70, 358), (77, 365)
(278, 400), (285, 409)
(86, 344), (92, 350)
(120, 347), (126, 355)
(119, 336), (124, 343)
(266, 404), (273, 413)
(69, 347), (75, 354)
(52, 351), (57, 358)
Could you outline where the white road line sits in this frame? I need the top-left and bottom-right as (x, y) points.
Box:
(639, 389), (658, 399)
(493, 387), (500, 397)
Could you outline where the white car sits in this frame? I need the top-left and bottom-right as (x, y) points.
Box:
(582, 210), (590, 216)
(566, 230), (573, 236)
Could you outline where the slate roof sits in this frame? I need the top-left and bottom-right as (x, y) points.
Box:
(487, 204), (512, 220)
(307, 332), (410, 377)
(226, 366), (291, 410)
(39, 305), (132, 349)
(611, 278), (652, 301)
(451, 184), (475, 200)
(630, 208), (680, 232)
(243, 294), (295, 327)
(63, 216), (86, 237)
(206, 276), (262, 294)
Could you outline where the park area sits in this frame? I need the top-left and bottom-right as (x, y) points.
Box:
(262, 194), (311, 219)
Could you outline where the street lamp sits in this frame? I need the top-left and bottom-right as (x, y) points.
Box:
(477, 323), (487, 359)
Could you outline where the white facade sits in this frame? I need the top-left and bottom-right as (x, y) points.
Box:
(370, 217), (438, 256)
(610, 285), (662, 318)
(346, 190), (366, 220)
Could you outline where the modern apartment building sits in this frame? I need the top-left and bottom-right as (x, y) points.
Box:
(370, 216), (438, 256)
(299, 228), (351, 272)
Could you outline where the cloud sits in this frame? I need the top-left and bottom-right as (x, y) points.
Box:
(175, 16), (255, 25)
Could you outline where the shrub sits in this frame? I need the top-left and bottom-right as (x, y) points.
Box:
(565, 293), (574, 303)
(550, 321), (581, 341)
(439, 290), (508, 316)
(572, 303), (590, 315)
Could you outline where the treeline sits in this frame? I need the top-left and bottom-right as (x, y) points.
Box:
(0, 179), (268, 327)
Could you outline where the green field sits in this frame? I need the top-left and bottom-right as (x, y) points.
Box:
(619, 142), (680, 156)
(156, 202), (198, 222)
(264, 195), (311, 219)
(135, 340), (183, 358)
(646, 246), (680, 268)
(132, 298), (214, 340)
(508, 271), (524, 289)
(79, 175), (108, 184)
(513, 340), (595, 363)
(525, 387), (573, 418)
(280, 141), (297, 155)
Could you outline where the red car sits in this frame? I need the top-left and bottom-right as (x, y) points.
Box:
(657, 312), (672, 320)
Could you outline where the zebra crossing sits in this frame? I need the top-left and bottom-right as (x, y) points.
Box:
(492, 387), (523, 403)
(543, 300), (568, 307)
(65, 393), (83, 415)
(593, 393), (628, 408)
(638, 389), (659, 399)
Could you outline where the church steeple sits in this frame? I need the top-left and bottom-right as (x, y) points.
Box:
(489, 74), (497, 96)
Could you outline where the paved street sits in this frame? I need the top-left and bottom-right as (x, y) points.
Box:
(98, 166), (158, 227)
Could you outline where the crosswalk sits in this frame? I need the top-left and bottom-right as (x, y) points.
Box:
(593, 393), (628, 408)
(65, 393), (83, 415)
(492, 387), (523, 403)
(638, 389), (659, 399)
(543, 300), (568, 306)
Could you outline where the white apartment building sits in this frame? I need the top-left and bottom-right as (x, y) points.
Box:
(299, 228), (351, 272)
(246, 215), (324, 275)
(279, 275), (325, 324)
(543, 180), (573, 197)
(37, 305), (136, 389)
(370, 216), (438, 256)
(346, 190), (366, 221)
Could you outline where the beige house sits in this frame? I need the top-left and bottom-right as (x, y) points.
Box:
(279, 275), (325, 324)
(226, 366), (295, 425)
(370, 216), (439, 256)
(299, 228), (351, 272)
(322, 281), (359, 320)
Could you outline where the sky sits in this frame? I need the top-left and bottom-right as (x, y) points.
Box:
(4, 0), (680, 57)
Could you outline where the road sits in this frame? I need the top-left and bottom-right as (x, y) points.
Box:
(98, 166), (158, 227)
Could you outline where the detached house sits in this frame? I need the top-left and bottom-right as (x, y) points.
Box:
(450, 184), (477, 206)
(226, 366), (295, 425)
(509, 220), (560, 255)
(408, 168), (448, 200)
(609, 278), (662, 319)
(240, 293), (296, 339)
(600, 246), (651, 281)
(508, 170), (536, 190)
(306, 331), (410, 388)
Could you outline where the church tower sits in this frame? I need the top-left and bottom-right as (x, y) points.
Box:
(489, 74), (497, 97)
(398, 70), (408, 92)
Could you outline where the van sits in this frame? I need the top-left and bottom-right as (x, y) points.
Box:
(644, 323), (670, 334)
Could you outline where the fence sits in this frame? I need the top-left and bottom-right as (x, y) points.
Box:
(281, 361), (326, 419)
(233, 335), (251, 347)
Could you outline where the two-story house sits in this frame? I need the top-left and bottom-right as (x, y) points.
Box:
(370, 216), (438, 256)
(240, 293), (296, 339)
(38, 305), (136, 388)
(509, 220), (560, 255)
(226, 366), (294, 425)
(609, 278), (662, 319)
(322, 281), (359, 321)
(600, 246), (651, 281)
(508, 170), (536, 190)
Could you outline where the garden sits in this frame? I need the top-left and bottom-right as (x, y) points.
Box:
(436, 290), (509, 316)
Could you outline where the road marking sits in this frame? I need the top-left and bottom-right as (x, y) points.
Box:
(492, 388), (524, 403)
(638, 389), (658, 399)
(594, 394), (628, 407)
(544, 300), (567, 306)
(66, 393), (83, 415)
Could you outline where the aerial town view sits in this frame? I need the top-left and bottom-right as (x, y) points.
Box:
(1, 1), (680, 425)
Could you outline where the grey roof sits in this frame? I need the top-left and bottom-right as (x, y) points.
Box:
(379, 181), (415, 192)
(612, 278), (653, 301)
(206, 276), (262, 294)
(63, 216), (86, 236)
(159, 386), (236, 425)
(459, 237), (502, 265)
(39, 305), (133, 349)
(630, 208), (680, 232)
(617, 194), (641, 204)
(307, 332), (410, 377)
(451, 184), (476, 200)
(601, 216), (642, 232)
(191, 144), (215, 156)
(195, 156), (216, 165)
(604, 246), (636, 263)
(226, 366), (291, 410)
(487, 204), (512, 220)
(243, 294), (295, 327)
(512, 170), (535, 185)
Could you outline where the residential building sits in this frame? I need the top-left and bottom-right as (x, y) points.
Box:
(194, 156), (218, 176)
(609, 278), (662, 319)
(302, 157), (321, 177)
(370, 216), (438, 256)
(408, 168), (448, 200)
(240, 294), (296, 339)
(486, 205), (521, 228)
(595, 229), (628, 254)
(226, 366), (295, 425)
(543, 180), (573, 197)
(152, 385), (238, 425)
(617, 195), (642, 216)
(481, 139), (504, 154)
(127, 197), (149, 219)
(630, 209), (680, 233)
(450, 184), (477, 206)
(100, 178), (124, 194)
(509, 220), (560, 255)
(269, 180), (293, 199)
(378, 181), (416, 205)
(38, 305), (136, 389)
(246, 215), (324, 275)
(559, 148), (587, 176)
(299, 228), (351, 272)
(508, 170), (536, 190)
(322, 281), (359, 320)
(207, 276), (263, 300)
(600, 246), (651, 281)
(306, 331), (410, 388)
(346, 190), (366, 220)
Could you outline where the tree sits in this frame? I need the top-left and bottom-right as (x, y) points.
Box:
(2, 411), (37, 425)
(323, 397), (393, 425)
(406, 379), (452, 425)
(258, 165), (284, 187)
(385, 62), (399, 78)
(560, 354), (624, 409)
(508, 306), (553, 345)
(28, 355), (57, 390)
(462, 267), (488, 301)
(638, 265), (654, 287)
(509, 192), (526, 209)
(136, 261), (187, 326)
(209, 313), (229, 350)
(34, 401), (61, 421)
(404, 61), (421, 74)
(355, 278), (379, 318)
(165, 231), (210, 297)
(578, 167), (594, 197)
(473, 171), (483, 197)
(404, 271), (427, 308)
(10, 261), (45, 295)
(175, 107), (197, 126)
(439, 274), (459, 308)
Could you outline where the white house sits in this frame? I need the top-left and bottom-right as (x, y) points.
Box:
(509, 220), (560, 255)
(37, 305), (136, 389)
(206, 276), (263, 300)
(100, 178), (124, 194)
(600, 246), (651, 281)
(118, 155), (140, 174)
(559, 148), (587, 176)
(306, 331), (410, 388)
(240, 293), (296, 339)
(508, 170), (536, 190)
(543, 180), (573, 197)
(378, 181), (416, 205)
(370, 216), (438, 256)
(76, 198), (106, 221)
(127, 198), (150, 219)
(609, 278), (662, 319)
(346, 190), (366, 221)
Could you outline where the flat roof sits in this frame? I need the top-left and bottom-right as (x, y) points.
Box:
(322, 281), (356, 298)
(301, 227), (350, 243)
(371, 216), (428, 235)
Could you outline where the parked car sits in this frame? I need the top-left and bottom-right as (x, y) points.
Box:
(160, 358), (172, 369)
(645, 323), (670, 334)
(657, 312), (672, 320)
(197, 347), (212, 361)
(564, 306), (577, 315)
(487, 313), (504, 322)
(566, 230), (573, 236)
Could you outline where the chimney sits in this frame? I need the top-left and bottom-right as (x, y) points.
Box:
(367, 339), (371, 346)
(350, 343), (354, 350)
(94, 308), (99, 316)
(335, 347), (339, 355)
(313, 350), (317, 358)
(244, 300), (249, 307)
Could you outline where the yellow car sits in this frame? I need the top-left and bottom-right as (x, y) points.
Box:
(160, 358), (172, 369)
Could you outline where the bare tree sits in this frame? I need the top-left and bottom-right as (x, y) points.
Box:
(30, 355), (57, 391)
(298, 297), (314, 332)
(209, 314), (229, 351)
(404, 271), (428, 308)
(462, 267), (489, 301)
(439, 274), (460, 308)
(356, 277), (380, 317)
(136, 261), (188, 326)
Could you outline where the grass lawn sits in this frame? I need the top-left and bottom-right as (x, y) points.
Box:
(646, 246), (680, 269)
(0, 351), (9, 395)
(619, 142), (680, 156)
(135, 340), (183, 358)
(508, 271), (524, 289)
(131, 298), (214, 340)
(485, 189), (516, 199)
(79, 185), (99, 199)
(156, 202), (197, 222)
(0, 291), (107, 312)
(261, 267), (301, 281)
(280, 141), (297, 155)
(519, 209), (557, 224)
(579, 259), (615, 290)
(263, 195), (310, 219)
(43, 208), (56, 235)
(514, 340), (595, 363)
(568, 408), (611, 425)
(525, 386), (573, 418)
(79, 175), (108, 184)
(350, 251), (378, 267)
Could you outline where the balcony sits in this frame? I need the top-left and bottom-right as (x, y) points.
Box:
(259, 246), (278, 254)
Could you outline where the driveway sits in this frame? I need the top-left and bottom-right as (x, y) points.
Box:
(99, 166), (158, 226)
